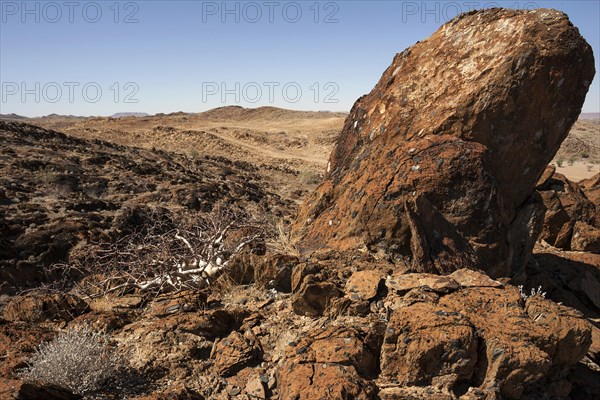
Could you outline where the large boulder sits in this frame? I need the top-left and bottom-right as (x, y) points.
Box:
(292, 8), (595, 278)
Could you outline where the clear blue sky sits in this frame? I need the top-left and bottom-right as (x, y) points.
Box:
(1, 0), (598, 116)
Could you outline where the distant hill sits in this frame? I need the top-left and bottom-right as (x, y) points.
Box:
(579, 112), (600, 119)
(579, 113), (600, 125)
(42, 114), (88, 119)
(0, 113), (28, 120)
(111, 112), (150, 118)
(199, 106), (347, 121)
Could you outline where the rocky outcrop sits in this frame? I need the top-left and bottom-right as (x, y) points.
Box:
(2, 293), (88, 323)
(279, 254), (592, 399)
(277, 325), (378, 400)
(292, 8), (595, 278)
(0, 250), (594, 399)
(537, 169), (600, 253)
(580, 173), (600, 208)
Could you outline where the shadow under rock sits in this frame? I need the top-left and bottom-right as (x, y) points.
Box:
(527, 252), (600, 400)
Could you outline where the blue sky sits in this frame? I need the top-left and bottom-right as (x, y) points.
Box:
(1, 0), (598, 116)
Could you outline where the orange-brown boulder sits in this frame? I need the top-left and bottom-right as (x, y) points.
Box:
(380, 302), (478, 388)
(580, 172), (600, 208)
(292, 8), (595, 278)
(2, 293), (88, 323)
(211, 330), (262, 377)
(276, 325), (377, 399)
(537, 171), (599, 252)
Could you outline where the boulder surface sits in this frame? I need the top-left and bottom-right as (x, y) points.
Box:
(292, 8), (595, 277)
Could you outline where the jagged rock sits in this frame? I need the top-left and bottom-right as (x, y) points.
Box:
(345, 270), (383, 301)
(69, 311), (133, 332)
(438, 286), (591, 399)
(278, 362), (375, 400)
(144, 291), (207, 318)
(291, 278), (341, 317)
(385, 273), (459, 294)
(244, 375), (266, 399)
(580, 172), (600, 210)
(136, 386), (205, 400)
(537, 171), (598, 251)
(211, 331), (262, 376)
(525, 296), (592, 366)
(87, 294), (144, 313)
(290, 262), (342, 317)
(231, 253), (297, 292)
(277, 325), (377, 399)
(17, 383), (82, 400)
(537, 165), (556, 189)
(448, 269), (503, 288)
(571, 221), (600, 253)
(290, 262), (321, 293)
(114, 308), (247, 373)
(292, 8), (595, 278)
(378, 386), (453, 400)
(2, 293), (88, 323)
(380, 302), (478, 389)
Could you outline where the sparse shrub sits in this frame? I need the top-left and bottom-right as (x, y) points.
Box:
(19, 326), (124, 395)
(189, 149), (199, 158)
(555, 157), (564, 167)
(581, 152), (589, 159)
(588, 164), (594, 172)
(271, 219), (299, 256)
(35, 166), (59, 184)
(300, 169), (322, 185)
(568, 157), (576, 166)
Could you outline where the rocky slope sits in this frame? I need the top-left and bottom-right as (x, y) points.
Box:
(0, 120), (290, 294)
(25, 107), (346, 205)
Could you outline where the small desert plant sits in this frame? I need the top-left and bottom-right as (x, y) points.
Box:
(19, 326), (124, 395)
(300, 169), (322, 185)
(587, 164), (594, 172)
(518, 285), (546, 301)
(568, 157), (576, 166)
(35, 166), (59, 184)
(271, 219), (299, 256)
(555, 157), (564, 167)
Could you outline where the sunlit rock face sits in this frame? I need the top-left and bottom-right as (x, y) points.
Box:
(293, 8), (595, 278)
